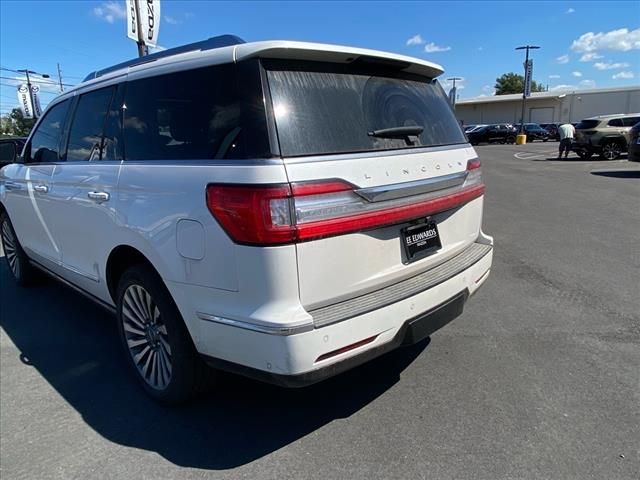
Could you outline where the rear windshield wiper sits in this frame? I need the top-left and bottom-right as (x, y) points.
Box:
(367, 126), (424, 138)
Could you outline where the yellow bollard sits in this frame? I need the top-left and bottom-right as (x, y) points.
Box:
(516, 134), (527, 145)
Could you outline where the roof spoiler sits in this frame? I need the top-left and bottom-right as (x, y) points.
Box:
(82, 34), (246, 82)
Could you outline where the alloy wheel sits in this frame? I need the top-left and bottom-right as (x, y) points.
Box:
(122, 284), (172, 390)
(1, 220), (20, 279)
(602, 143), (621, 160)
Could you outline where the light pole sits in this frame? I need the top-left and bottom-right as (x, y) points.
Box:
(17, 69), (50, 118)
(515, 45), (540, 134)
(447, 76), (462, 108)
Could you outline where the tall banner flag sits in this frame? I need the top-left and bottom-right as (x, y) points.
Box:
(31, 84), (43, 118)
(16, 84), (34, 119)
(524, 59), (533, 98)
(126, 0), (161, 48)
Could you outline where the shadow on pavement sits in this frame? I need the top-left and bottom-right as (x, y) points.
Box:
(590, 170), (640, 179)
(0, 260), (428, 469)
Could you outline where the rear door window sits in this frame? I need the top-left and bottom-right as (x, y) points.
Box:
(607, 118), (623, 127)
(122, 61), (271, 161)
(265, 60), (466, 157)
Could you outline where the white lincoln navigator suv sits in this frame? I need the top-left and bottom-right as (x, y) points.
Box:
(0, 35), (493, 403)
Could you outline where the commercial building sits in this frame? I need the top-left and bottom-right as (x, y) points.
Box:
(455, 85), (640, 126)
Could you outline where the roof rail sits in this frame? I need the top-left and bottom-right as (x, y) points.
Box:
(82, 34), (246, 82)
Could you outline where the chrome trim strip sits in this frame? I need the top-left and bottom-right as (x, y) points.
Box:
(197, 312), (314, 336)
(355, 171), (467, 203)
(282, 143), (472, 164)
(62, 263), (100, 282)
(310, 242), (492, 329)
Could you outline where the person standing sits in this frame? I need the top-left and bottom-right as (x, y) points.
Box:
(558, 123), (576, 159)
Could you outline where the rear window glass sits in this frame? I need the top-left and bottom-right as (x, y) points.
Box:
(576, 120), (600, 129)
(123, 61), (271, 161)
(622, 117), (640, 127)
(265, 61), (466, 157)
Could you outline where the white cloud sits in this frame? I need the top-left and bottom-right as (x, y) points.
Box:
(93, 1), (126, 24)
(550, 84), (575, 91)
(570, 28), (640, 52)
(593, 61), (631, 70)
(482, 84), (495, 95)
(549, 80), (596, 91)
(612, 71), (635, 79)
(579, 52), (603, 62)
(165, 15), (180, 25)
(572, 71), (583, 77)
(556, 54), (570, 64)
(406, 34), (425, 46)
(548, 74), (561, 79)
(424, 42), (451, 53)
(566, 8), (575, 14)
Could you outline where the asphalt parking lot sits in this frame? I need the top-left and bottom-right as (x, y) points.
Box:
(1, 142), (639, 480)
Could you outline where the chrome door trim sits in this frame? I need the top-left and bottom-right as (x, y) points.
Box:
(354, 171), (467, 203)
(197, 312), (314, 336)
(282, 143), (472, 164)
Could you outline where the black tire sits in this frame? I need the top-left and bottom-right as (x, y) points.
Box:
(0, 212), (39, 286)
(543, 138), (549, 142)
(600, 141), (622, 160)
(116, 263), (214, 404)
(576, 149), (593, 160)
(506, 135), (516, 144)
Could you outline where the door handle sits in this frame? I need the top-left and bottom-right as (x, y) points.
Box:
(87, 191), (110, 202)
(33, 184), (49, 193)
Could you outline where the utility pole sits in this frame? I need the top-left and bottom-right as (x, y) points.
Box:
(515, 45), (540, 134)
(57, 63), (64, 92)
(134, 0), (146, 57)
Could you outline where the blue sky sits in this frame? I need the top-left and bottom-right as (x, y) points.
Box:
(1, 0), (638, 114)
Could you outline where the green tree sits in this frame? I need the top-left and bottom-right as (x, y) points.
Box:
(494, 72), (546, 95)
(0, 108), (36, 137)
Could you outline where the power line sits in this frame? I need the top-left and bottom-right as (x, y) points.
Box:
(0, 76), (75, 87)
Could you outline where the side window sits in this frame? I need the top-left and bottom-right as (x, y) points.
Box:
(622, 117), (640, 127)
(66, 86), (116, 161)
(122, 61), (271, 161)
(607, 118), (623, 127)
(0, 142), (16, 163)
(27, 99), (71, 163)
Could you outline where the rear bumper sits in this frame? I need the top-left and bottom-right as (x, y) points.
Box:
(193, 236), (493, 386)
(202, 291), (468, 387)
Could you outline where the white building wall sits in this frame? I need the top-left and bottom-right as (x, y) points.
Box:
(456, 87), (640, 126)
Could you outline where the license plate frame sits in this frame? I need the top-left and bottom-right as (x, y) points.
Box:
(401, 218), (442, 264)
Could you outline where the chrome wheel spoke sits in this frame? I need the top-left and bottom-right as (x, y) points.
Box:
(123, 305), (146, 329)
(127, 337), (148, 348)
(2, 221), (19, 277)
(122, 284), (172, 390)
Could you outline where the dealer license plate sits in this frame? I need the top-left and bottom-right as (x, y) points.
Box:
(402, 219), (442, 263)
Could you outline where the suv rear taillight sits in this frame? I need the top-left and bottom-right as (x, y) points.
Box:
(206, 159), (485, 246)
